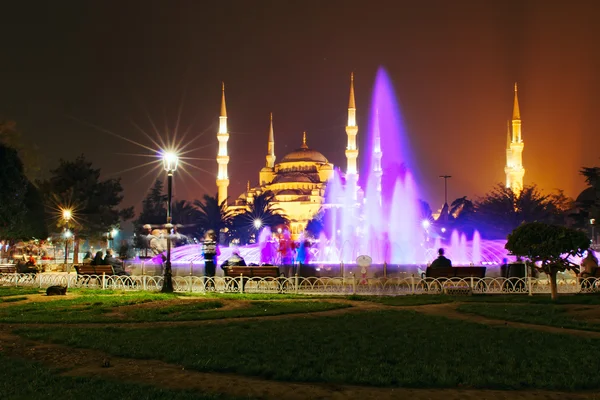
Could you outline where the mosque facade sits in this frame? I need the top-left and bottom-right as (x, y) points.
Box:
(215, 75), (359, 238)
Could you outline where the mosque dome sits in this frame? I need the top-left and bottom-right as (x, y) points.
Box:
(279, 132), (329, 164)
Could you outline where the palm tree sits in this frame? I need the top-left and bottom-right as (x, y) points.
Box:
(171, 199), (199, 236)
(230, 192), (288, 244)
(193, 194), (234, 240)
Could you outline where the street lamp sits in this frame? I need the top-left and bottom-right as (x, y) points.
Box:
(253, 219), (262, 229)
(161, 151), (178, 293)
(108, 228), (118, 249)
(591, 218), (596, 245)
(62, 209), (72, 265)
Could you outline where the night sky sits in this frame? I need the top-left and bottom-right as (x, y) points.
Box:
(2, 0), (599, 214)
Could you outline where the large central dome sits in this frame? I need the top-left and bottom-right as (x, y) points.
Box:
(280, 133), (329, 164)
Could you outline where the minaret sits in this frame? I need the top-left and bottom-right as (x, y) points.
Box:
(372, 109), (383, 202)
(345, 73), (359, 175)
(216, 82), (230, 204)
(504, 83), (525, 194)
(266, 112), (275, 168)
(259, 113), (276, 185)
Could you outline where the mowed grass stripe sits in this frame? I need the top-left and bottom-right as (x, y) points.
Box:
(16, 309), (600, 391)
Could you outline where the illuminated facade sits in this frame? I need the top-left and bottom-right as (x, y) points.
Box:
(504, 83), (525, 194)
(222, 74), (358, 237)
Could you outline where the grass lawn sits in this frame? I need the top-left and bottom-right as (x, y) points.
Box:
(0, 354), (249, 400)
(16, 310), (600, 391)
(457, 303), (600, 331)
(0, 289), (348, 323)
(0, 287), (43, 297)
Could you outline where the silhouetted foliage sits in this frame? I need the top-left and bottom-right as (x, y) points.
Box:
(230, 192), (288, 244)
(0, 144), (47, 240)
(38, 155), (133, 240)
(506, 222), (589, 300)
(475, 184), (569, 239)
(193, 194), (234, 241)
(134, 179), (167, 230)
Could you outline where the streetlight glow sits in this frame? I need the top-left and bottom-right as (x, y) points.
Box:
(62, 209), (72, 221)
(421, 219), (431, 229)
(253, 219), (262, 229)
(111, 228), (119, 237)
(162, 151), (179, 172)
(64, 230), (72, 238)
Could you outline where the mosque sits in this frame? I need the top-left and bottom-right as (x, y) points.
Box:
(214, 74), (360, 238)
(214, 76), (525, 238)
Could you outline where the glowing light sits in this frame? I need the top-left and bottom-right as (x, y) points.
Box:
(441, 227), (446, 233)
(421, 219), (431, 229)
(162, 151), (179, 172)
(62, 209), (72, 221)
(277, 228), (282, 234)
(253, 219), (262, 229)
(111, 228), (119, 237)
(64, 230), (72, 238)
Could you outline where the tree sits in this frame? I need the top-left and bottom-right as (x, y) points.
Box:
(38, 155), (134, 241)
(0, 144), (47, 240)
(476, 184), (568, 239)
(193, 194), (234, 241)
(171, 199), (199, 236)
(573, 166), (600, 231)
(230, 192), (288, 244)
(134, 179), (167, 230)
(506, 222), (589, 300)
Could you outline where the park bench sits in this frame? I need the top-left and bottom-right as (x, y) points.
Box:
(223, 266), (281, 292)
(75, 264), (115, 285)
(0, 265), (17, 274)
(422, 266), (487, 294)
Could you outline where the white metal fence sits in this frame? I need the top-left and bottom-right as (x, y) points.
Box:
(1, 272), (599, 295)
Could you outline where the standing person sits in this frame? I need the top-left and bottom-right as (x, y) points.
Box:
(202, 230), (219, 290)
(430, 248), (452, 268)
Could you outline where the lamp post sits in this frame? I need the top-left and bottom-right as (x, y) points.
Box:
(62, 209), (72, 265)
(161, 151), (178, 293)
(108, 228), (118, 249)
(439, 175), (452, 206)
(591, 218), (596, 246)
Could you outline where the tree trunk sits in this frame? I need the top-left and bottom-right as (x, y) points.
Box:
(73, 239), (79, 264)
(549, 268), (558, 301)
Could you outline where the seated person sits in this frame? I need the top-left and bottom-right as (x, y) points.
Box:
(580, 251), (598, 279)
(222, 249), (247, 268)
(430, 248), (452, 268)
(103, 249), (129, 276)
(82, 251), (93, 265)
(92, 251), (104, 266)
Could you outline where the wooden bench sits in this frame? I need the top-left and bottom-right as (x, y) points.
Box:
(0, 265), (17, 274)
(422, 267), (487, 294)
(75, 264), (115, 285)
(223, 266), (281, 292)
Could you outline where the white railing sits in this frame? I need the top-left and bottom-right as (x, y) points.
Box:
(1, 272), (599, 295)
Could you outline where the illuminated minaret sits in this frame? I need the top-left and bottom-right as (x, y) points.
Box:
(345, 73), (359, 197)
(372, 109), (383, 202)
(216, 82), (230, 204)
(504, 83), (525, 194)
(259, 113), (276, 185)
(266, 112), (275, 168)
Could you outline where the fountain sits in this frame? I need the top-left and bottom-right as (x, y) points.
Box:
(140, 67), (513, 274)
